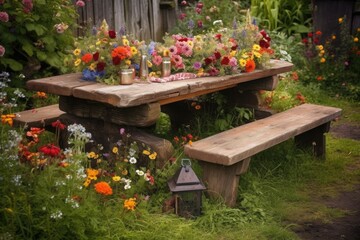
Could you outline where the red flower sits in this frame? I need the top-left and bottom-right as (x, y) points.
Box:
(315, 30), (322, 36)
(93, 52), (99, 61)
(245, 59), (256, 73)
(81, 53), (93, 63)
(308, 32), (313, 38)
(215, 34), (222, 41)
(96, 62), (106, 71)
(302, 38), (308, 44)
(51, 120), (66, 130)
(221, 56), (230, 65)
(214, 51), (221, 59)
(39, 144), (61, 157)
(108, 30), (116, 39)
(204, 57), (213, 65)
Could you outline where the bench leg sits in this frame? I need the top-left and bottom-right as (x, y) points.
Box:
(199, 158), (251, 207)
(294, 122), (330, 158)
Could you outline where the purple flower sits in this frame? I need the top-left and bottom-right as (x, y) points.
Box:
(82, 69), (104, 81)
(0, 11), (9, 22)
(188, 19), (194, 29)
(193, 62), (202, 70)
(0, 45), (5, 57)
(120, 128), (125, 135)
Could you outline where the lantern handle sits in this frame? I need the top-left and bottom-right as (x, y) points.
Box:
(181, 158), (192, 172)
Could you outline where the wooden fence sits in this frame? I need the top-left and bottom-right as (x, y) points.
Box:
(75, 0), (178, 42)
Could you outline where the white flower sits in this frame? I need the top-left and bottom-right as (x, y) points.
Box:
(136, 170), (144, 176)
(129, 157), (137, 164)
(124, 184), (131, 190)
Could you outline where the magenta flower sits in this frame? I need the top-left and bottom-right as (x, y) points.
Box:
(22, 0), (33, 11)
(0, 45), (5, 57)
(0, 11), (9, 22)
(76, 0), (85, 7)
(193, 62), (202, 70)
(182, 44), (192, 57)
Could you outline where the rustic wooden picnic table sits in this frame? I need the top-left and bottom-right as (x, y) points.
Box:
(26, 59), (293, 163)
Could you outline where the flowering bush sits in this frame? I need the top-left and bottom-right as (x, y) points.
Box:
(297, 16), (360, 100)
(0, 0), (78, 80)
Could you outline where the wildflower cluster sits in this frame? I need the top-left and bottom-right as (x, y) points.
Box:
(69, 20), (143, 82)
(298, 16), (360, 99)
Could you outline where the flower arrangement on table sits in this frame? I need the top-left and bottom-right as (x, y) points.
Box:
(71, 20), (143, 84)
(70, 13), (275, 84)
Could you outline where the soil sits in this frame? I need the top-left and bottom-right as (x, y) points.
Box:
(294, 123), (360, 240)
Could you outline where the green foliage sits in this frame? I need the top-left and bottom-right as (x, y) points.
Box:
(0, 0), (78, 81)
(251, 0), (312, 36)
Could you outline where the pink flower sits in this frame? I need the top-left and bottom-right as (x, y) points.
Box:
(172, 55), (183, 67)
(179, 13), (186, 21)
(0, 11), (9, 22)
(0, 45), (5, 57)
(22, 0), (33, 11)
(181, 44), (192, 57)
(152, 55), (163, 66)
(169, 46), (178, 55)
(229, 57), (237, 67)
(76, 0), (85, 7)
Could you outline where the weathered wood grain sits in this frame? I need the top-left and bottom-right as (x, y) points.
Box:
(26, 60), (293, 108)
(59, 96), (161, 127)
(184, 104), (342, 166)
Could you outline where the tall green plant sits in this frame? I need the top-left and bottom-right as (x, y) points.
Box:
(0, 0), (78, 80)
(251, 0), (312, 36)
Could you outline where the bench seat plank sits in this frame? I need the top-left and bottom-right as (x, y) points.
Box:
(184, 104), (342, 166)
(13, 104), (65, 128)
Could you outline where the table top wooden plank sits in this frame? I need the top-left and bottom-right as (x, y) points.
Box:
(26, 60), (293, 107)
(184, 104), (342, 166)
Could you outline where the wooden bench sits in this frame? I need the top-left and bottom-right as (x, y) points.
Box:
(184, 103), (342, 207)
(13, 104), (65, 130)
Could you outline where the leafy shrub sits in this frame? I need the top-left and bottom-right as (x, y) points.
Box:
(0, 0), (78, 81)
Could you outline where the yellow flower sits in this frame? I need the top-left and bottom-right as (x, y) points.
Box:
(332, 35), (336, 40)
(320, 57), (326, 63)
(253, 51), (262, 58)
(73, 48), (81, 56)
(122, 169), (128, 175)
(194, 35), (202, 42)
(320, 50), (325, 55)
(87, 168), (99, 180)
(197, 68), (204, 77)
(122, 38), (129, 46)
(149, 71), (159, 77)
(187, 41), (194, 47)
(149, 152), (157, 160)
(354, 37), (359, 43)
(317, 45), (324, 51)
(74, 59), (81, 66)
(87, 151), (97, 158)
(83, 178), (91, 187)
(96, 40), (102, 45)
(89, 63), (96, 71)
(163, 49), (170, 57)
(338, 18), (343, 24)
(252, 44), (261, 51)
(112, 147), (118, 154)
(142, 150), (151, 155)
(147, 60), (153, 68)
(130, 46), (138, 55)
(125, 59), (131, 66)
(239, 59), (247, 67)
(230, 50), (237, 57)
(112, 176), (121, 182)
(124, 198), (137, 211)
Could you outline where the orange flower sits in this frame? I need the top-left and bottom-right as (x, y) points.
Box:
(245, 59), (256, 73)
(36, 91), (47, 98)
(124, 198), (137, 211)
(316, 76), (323, 81)
(1, 114), (16, 126)
(81, 53), (93, 63)
(111, 46), (132, 61)
(94, 181), (113, 195)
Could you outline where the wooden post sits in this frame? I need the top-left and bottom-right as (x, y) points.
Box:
(295, 122), (331, 158)
(199, 158), (251, 207)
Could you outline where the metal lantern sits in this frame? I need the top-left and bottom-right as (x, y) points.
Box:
(167, 159), (206, 218)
